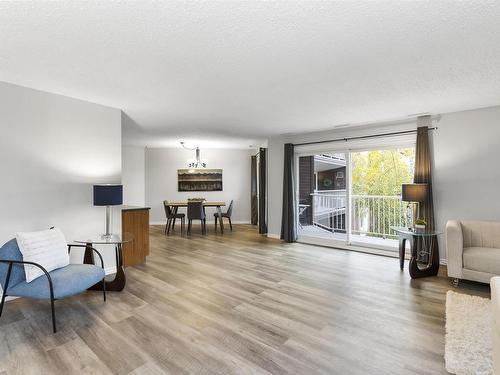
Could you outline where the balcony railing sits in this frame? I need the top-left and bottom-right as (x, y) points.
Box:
(352, 195), (411, 239)
(309, 192), (411, 239)
(311, 191), (346, 233)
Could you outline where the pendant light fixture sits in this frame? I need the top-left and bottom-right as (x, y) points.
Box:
(180, 141), (208, 168)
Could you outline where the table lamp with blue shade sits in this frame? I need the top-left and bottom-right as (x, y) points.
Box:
(93, 184), (123, 238)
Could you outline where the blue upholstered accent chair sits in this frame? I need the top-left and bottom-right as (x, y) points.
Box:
(0, 239), (106, 333)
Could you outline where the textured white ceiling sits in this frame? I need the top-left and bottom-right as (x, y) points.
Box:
(1, 1), (500, 148)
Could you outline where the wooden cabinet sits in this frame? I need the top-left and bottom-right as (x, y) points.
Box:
(121, 206), (150, 267)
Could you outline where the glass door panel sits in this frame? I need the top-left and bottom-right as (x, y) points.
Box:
(297, 152), (348, 245)
(349, 147), (415, 250)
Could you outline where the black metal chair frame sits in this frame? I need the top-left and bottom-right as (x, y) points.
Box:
(0, 244), (106, 333)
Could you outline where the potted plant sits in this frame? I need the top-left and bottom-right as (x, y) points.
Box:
(415, 218), (427, 232)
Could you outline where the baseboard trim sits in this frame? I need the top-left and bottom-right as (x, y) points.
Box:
(267, 233), (281, 240)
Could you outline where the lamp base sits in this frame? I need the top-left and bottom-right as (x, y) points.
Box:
(102, 206), (113, 239)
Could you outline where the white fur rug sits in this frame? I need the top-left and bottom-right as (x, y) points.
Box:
(445, 290), (492, 375)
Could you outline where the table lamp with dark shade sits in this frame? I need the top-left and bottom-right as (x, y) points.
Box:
(402, 183), (428, 227)
(93, 184), (123, 237)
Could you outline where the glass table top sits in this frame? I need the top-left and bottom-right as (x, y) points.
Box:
(391, 226), (443, 237)
(74, 232), (134, 245)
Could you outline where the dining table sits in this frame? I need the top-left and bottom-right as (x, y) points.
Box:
(167, 201), (227, 233)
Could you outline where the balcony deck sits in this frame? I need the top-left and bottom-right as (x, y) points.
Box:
(299, 224), (399, 250)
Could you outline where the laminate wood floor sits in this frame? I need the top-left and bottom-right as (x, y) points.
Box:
(0, 225), (490, 374)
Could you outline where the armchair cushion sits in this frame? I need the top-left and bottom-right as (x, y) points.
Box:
(15, 228), (69, 282)
(463, 247), (500, 275)
(462, 221), (500, 248)
(7, 264), (104, 299)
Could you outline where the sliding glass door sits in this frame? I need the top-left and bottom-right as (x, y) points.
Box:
(296, 145), (415, 251)
(297, 152), (349, 246)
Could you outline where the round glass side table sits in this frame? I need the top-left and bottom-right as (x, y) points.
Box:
(391, 227), (442, 279)
(74, 233), (133, 291)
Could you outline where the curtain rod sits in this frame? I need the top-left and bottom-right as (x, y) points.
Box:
(293, 127), (438, 147)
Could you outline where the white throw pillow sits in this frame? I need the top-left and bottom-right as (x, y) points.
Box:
(15, 228), (70, 283)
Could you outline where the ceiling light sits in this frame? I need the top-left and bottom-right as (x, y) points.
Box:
(180, 141), (207, 168)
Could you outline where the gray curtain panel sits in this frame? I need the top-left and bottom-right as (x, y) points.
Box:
(251, 155), (258, 225)
(414, 124), (439, 262)
(258, 148), (268, 234)
(414, 126), (436, 230)
(281, 143), (297, 242)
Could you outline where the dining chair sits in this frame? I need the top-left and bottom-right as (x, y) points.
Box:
(214, 200), (234, 231)
(187, 201), (206, 235)
(163, 200), (185, 235)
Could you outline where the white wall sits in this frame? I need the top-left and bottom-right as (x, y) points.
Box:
(432, 106), (500, 248)
(146, 148), (253, 224)
(267, 105), (500, 261)
(122, 145), (145, 206)
(0, 81), (122, 277)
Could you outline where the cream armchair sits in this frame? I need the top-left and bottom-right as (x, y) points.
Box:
(446, 220), (500, 285)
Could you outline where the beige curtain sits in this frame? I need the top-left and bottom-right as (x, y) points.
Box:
(414, 125), (436, 230)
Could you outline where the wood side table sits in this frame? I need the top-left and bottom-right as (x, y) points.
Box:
(391, 227), (442, 279)
(75, 234), (133, 291)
